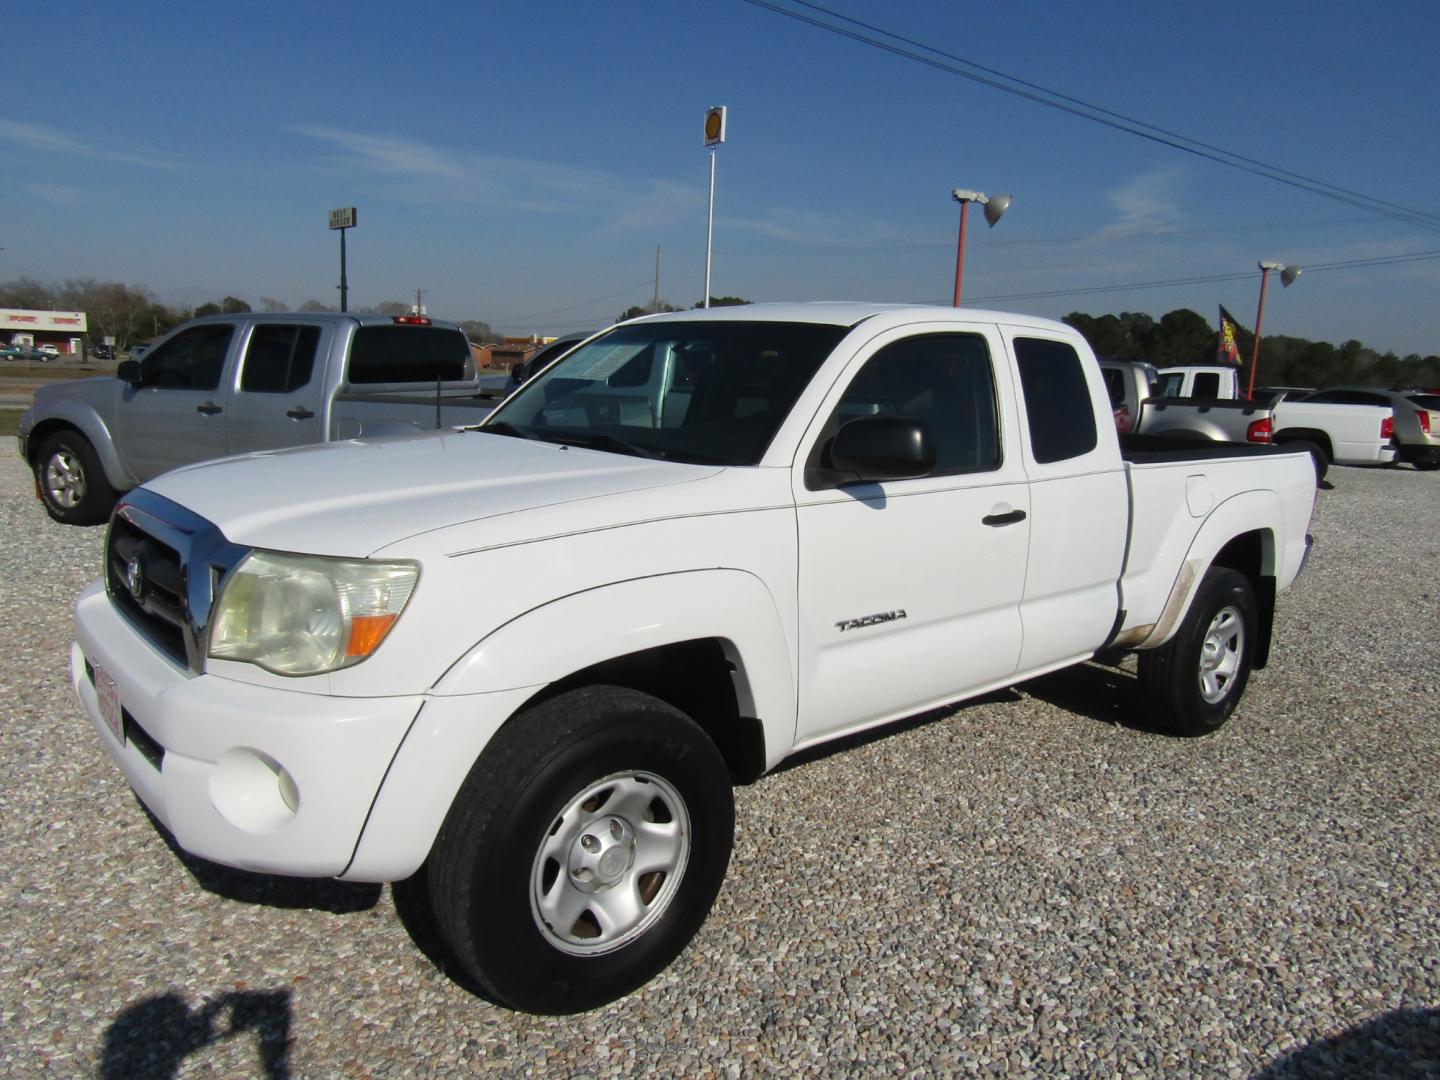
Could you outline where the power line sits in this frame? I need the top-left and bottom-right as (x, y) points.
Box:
(964, 249), (1440, 305)
(741, 0), (1440, 231)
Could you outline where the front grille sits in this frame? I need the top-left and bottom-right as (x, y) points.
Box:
(108, 514), (188, 666)
(105, 490), (250, 673)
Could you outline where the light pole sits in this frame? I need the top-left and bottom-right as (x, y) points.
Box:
(951, 188), (1011, 306)
(703, 106), (727, 309)
(1246, 260), (1302, 399)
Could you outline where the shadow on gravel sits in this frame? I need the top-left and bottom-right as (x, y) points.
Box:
(101, 989), (292, 1079)
(1254, 1006), (1440, 1079)
(390, 873), (500, 1006)
(1019, 659), (1174, 736)
(138, 798), (382, 913)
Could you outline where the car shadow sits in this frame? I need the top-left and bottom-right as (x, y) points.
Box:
(137, 798), (381, 913)
(1253, 1006), (1440, 1078)
(101, 989), (292, 1079)
(389, 873), (498, 1006)
(1017, 658), (1171, 735)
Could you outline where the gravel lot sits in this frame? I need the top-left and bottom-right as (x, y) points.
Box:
(2, 438), (1437, 1078)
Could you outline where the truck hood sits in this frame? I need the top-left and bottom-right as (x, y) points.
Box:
(143, 429), (725, 557)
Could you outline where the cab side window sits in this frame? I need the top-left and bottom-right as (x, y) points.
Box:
(809, 333), (999, 486)
(1013, 337), (1098, 464)
(240, 325), (321, 393)
(139, 324), (235, 391)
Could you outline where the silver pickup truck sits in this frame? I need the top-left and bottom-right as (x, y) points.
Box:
(1099, 359), (1395, 482)
(19, 312), (502, 524)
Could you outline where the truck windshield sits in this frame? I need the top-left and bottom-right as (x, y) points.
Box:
(483, 321), (847, 465)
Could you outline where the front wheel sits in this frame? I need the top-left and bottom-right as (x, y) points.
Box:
(34, 431), (118, 526)
(426, 686), (735, 1014)
(1137, 567), (1257, 736)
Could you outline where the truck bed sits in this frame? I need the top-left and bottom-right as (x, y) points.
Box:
(1119, 432), (1294, 464)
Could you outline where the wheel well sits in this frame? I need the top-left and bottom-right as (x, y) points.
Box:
(1274, 427), (1332, 461)
(1210, 530), (1276, 669)
(523, 638), (766, 783)
(23, 419), (83, 465)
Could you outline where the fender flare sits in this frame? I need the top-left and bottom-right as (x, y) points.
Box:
(1134, 489), (1280, 652)
(433, 568), (796, 762)
(25, 399), (137, 491)
(342, 569), (796, 881)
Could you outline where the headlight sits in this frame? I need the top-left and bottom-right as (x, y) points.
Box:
(209, 551), (419, 676)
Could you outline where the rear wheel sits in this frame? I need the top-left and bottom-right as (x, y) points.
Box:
(426, 686), (734, 1014)
(34, 431), (117, 526)
(1137, 567), (1257, 736)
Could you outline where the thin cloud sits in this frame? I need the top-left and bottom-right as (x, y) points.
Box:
(0, 119), (177, 169)
(1093, 166), (1189, 240)
(26, 183), (85, 206)
(293, 124), (703, 227)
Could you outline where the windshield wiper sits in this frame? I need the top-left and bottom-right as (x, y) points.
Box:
(544, 431), (666, 460)
(475, 420), (539, 440)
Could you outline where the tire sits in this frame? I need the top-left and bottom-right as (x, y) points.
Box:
(1137, 567), (1257, 737)
(426, 686), (734, 1014)
(34, 431), (118, 526)
(1279, 439), (1328, 485)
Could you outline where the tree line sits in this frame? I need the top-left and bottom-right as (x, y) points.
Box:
(1063, 308), (1440, 389)
(4, 277), (1434, 388)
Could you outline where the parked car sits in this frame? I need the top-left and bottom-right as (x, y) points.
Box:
(71, 302), (1317, 1013)
(1300, 387), (1440, 470)
(18, 312), (497, 525)
(508, 329), (593, 389)
(91, 344), (116, 361)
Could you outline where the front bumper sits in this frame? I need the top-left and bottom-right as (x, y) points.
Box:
(73, 580), (426, 877)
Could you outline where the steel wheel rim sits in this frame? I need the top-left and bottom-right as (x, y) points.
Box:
(530, 770), (690, 956)
(43, 450), (85, 509)
(1198, 604), (1244, 704)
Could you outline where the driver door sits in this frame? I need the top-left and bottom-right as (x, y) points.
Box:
(114, 322), (236, 481)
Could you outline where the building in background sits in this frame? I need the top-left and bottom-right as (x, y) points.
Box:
(2, 308), (89, 356)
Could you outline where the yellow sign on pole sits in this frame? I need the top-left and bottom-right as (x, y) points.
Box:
(703, 106), (727, 147)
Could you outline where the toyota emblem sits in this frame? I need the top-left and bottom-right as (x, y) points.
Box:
(125, 554), (145, 601)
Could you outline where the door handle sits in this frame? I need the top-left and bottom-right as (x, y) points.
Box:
(981, 509), (1027, 527)
(196, 402), (223, 415)
(286, 407), (315, 420)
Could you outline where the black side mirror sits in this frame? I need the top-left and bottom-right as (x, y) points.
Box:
(821, 416), (935, 487)
(116, 360), (143, 386)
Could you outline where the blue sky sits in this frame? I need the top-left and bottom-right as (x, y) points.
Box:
(4, 1), (1438, 354)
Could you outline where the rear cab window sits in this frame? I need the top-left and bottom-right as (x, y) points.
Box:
(239, 325), (321, 393)
(1012, 336), (1099, 465)
(348, 325), (473, 385)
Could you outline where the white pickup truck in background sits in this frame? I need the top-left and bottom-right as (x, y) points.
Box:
(71, 304), (1315, 1013)
(18, 312), (500, 524)
(1101, 359), (1396, 477)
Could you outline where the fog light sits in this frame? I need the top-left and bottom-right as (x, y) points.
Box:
(210, 748), (301, 833)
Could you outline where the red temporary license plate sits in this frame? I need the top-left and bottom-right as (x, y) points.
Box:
(94, 664), (123, 745)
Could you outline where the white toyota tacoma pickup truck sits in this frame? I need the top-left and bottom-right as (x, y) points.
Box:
(71, 304), (1315, 1013)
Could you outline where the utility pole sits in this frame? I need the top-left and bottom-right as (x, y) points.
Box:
(652, 246), (662, 313)
(413, 289), (426, 316)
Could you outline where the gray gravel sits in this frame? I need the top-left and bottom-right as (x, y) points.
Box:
(1, 437), (1437, 1078)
